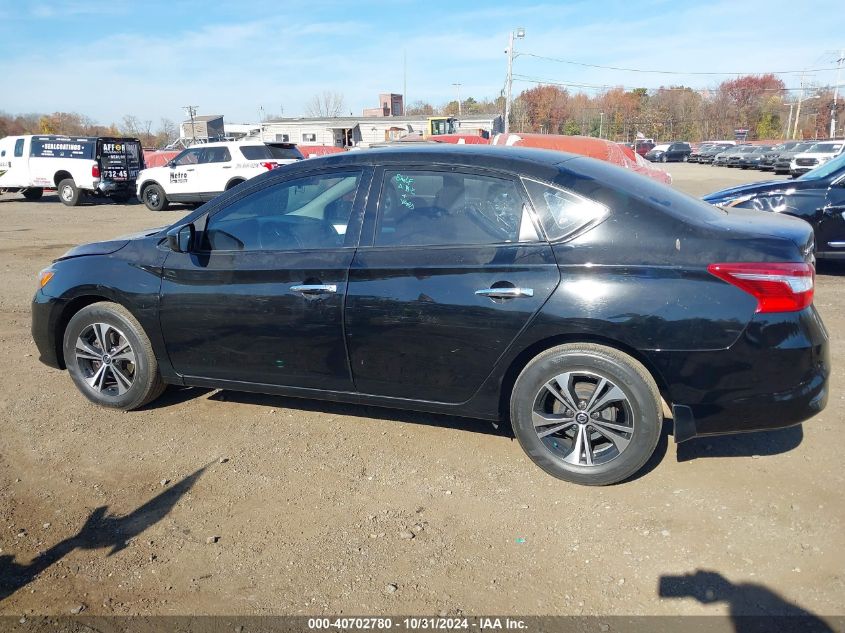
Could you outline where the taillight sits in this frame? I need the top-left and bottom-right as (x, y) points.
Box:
(708, 262), (814, 313)
(92, 165), (100, 178)
(261, 162), (275, 171)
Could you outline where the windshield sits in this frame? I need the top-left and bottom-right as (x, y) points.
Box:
(797, 151), (845, 181)
(805, 143), (842, 154)
(651, 144), (670, 151)
(240, 144), (304, 160)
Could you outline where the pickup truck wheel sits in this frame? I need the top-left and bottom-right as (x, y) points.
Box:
(142, 184), (168, 211)
(58, 179), (81, 206)
(22, 188), (43, 201)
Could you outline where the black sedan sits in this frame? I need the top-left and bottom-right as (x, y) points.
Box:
(32, 145), (829, 486)
(759, 141), (804, 171)
(697, 144), (733, 164)
(736, 145), (773, 169)
(704, 151), (845, 260)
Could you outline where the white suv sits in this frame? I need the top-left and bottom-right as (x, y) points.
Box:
(790, 141), (845, 177)
(136, 141), (304, 210)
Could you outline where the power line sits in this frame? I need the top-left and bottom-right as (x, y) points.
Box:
(517, 52), (840, 76)
(512, 74), (818, 93)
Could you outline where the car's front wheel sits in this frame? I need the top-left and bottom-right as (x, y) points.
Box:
(142, 183), (169, 211)
(510, 343), (662, 486)
(63, 302), (166, 410)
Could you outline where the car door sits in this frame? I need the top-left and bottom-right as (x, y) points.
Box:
(344, 166), (561, 403)
(0, 137), (30, 187)
(815, 175), (845, 253)
(159, 167), (370, 389)
(165, 147), (205, 201)
(195, 145), (232, 199)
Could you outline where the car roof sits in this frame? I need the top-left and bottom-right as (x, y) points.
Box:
(284, 144), (581, 172)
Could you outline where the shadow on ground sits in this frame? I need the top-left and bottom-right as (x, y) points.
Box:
(676, 425), (803, 462)
(0, 466), (206, 603)
(659, 569), (835, 632)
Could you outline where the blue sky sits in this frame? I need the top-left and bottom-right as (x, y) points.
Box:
(0, 0), (842, 126)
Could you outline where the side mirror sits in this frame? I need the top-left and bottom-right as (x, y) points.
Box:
(168, 161), (177, 169)
(166, 223), (195, 253)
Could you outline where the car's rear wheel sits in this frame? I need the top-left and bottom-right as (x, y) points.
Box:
(142, 183), (168, 211)
(226, 178), (245, 191)
(660, 155), (667, 163)
(510, 343), (662, 486)
(58, 179), (81, 206)
(22, 187), (43, 201)
(63, 302), (166, 410)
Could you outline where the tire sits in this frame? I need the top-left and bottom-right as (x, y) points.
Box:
(57, 179), (81, 206)
(142, 183), (168, 211)
(660, 155), (667, 163)
(225, 179), (245, 191)
(510, 343), (662, 486)
(22, 187), (43, 201)
(62, 302), (166, 410)
(682, 155), (689, 162)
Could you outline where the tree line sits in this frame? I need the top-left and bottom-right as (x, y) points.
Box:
(2, 74), (839, 146)
(0, 112), (178, 148)
(410, 74), (841, 142)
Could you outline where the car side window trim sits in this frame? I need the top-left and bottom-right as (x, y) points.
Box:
(360, 165), (544, 249)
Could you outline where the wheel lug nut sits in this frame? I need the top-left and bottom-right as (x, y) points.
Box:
(592, 412), (599, 419)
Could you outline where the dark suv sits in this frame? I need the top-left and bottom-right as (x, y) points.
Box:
(32, 146), (829, 486)
(645, 142), (692, 162)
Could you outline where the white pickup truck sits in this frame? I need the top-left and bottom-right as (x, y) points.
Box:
(136, 140), (304, 210)
(0, 135), (143, 206)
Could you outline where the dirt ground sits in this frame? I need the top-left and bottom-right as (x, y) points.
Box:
(0, 163), (843, 620)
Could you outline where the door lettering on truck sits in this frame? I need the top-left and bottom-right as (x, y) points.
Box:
(170, 171), (189, 184)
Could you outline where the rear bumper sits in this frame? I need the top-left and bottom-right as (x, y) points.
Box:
(646, 307), (830, 441)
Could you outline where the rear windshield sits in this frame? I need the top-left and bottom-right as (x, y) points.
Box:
(240, 144), (304, 160)
(558, 157), (725, 225)
(30, 138), (95, 160)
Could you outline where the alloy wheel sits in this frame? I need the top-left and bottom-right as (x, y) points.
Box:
(532, 371), (634, 467)
(74, 323), (136, 396)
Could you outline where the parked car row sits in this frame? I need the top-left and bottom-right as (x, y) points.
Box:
(690, 139), (845, 177)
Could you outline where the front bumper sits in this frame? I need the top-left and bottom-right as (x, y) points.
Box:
(646, 307), (830, 441)
(32, 290), (66, 369)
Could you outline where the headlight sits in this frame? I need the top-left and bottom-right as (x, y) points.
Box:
(38, 268), (55, 288)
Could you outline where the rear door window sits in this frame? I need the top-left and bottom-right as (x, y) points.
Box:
(523, 179), (609, 241)
(375, 170), (538, 246)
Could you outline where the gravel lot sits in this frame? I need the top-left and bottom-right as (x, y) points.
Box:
(0, 163), (843, 620)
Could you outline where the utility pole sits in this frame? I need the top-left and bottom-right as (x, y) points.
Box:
(403, 50), (407, 114)
(452, 83), (463, 116)
(183, 105), (198, 142)
(793, 73), (805, 140)
(832, 50), (843, 139)
(785, 101), (795, 140)
(599, 112), (604, 139)
(504, 27), (525, 134)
